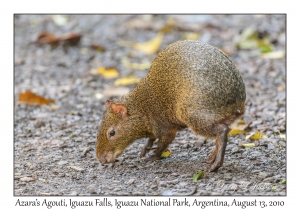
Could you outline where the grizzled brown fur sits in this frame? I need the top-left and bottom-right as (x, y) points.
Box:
(96, 40), (246, 172)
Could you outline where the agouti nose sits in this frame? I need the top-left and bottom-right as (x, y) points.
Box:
(97, 153), (108, 164)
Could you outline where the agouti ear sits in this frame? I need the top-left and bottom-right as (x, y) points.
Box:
(105, 100), (114, 109)
(111, 103), (128, 118)
(105, 100), (128, 118)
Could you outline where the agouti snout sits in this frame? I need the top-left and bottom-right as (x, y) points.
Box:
(96, 40), (246, 172)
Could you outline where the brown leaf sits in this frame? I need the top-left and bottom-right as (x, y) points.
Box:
(59, 33), (81, 46)
(18, 90), (55, 106)
(90, 44), (106, 52)
(36, 32), (59, 44)
(36, 32), (81, 46)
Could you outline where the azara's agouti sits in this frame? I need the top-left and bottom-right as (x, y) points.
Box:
(96, 40), (246, 172)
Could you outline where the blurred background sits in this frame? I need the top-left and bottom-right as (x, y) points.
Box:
(14, 15), (286, 196)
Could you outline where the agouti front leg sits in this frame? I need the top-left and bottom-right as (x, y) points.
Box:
(145, 130), (176, 161)
(208, 124), (229, 172)
(140, 138), (156, 158)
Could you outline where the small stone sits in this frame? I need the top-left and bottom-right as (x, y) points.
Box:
(161, 190), (173, 196)
(258, 172), (269, 180)
(68, 191), (78, 196)
(178, 152), (188, 157)
(211, 192), (223, 196)
(194, 139), (205, 147)
(179, 182), (189, 187)
(167, 179), (179, 185)
(20, 177), (34, 182)
(33, 113), (48, 119)
(34, 119), (45, 128)
(268, 143), (275, 150)
(57, 161), (68, 165)
(87, 185), (97, 194)
(224, 173), (232, 181)
(132, 191), (145, 196)
(81, 147), (93, 157)
(159, 181), (167, 187)
(231, 147), (240, 153)
(69, 166), (84, 172)
(127, 179), (135, 185)
(114, 187), (122, 191)
(194, 190), (209, 195)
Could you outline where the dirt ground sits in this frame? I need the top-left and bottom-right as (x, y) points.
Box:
(14, 14), (286, 196)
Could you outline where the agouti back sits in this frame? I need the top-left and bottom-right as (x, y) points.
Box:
(96, 40), (246, 172)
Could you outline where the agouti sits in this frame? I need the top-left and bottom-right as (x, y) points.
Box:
(96, 40), (246, 172)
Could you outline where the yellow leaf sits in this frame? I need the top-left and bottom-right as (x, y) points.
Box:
(132, 32), (164, 54)
(229, 120), (251, 132)
(182, 32), (200, 40)
(237, 120), (245, 125)
(97, 67), (119, 79)
(161, 150), (171, 157)
(242, 143), (255, 148)
(261, 51), (285, 59)
(246, 131), (266, 141)
(229, 129), (248, 136)
(114, 75), (141, 86)
(122, 59), (151, 70)
(45, 104), (60, 110)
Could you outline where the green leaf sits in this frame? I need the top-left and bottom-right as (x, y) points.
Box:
(281, 180), (286, 184)
(193, 171), (205, 182)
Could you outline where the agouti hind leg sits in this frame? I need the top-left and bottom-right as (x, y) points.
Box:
(208, 124), (229, 172)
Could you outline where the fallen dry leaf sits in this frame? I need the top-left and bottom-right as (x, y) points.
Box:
(36, 32), (81, 46)
(246, 131), (266, 141)
(118, 32), (164, 55)
(90, 44), (106, 52)
(182, 32), (200, 40)
(59, 33), (81, 46)
(261, 51), (285, 59)
(98, 67), (119, 79)
(122, 59), (151, 70)
(229, 120), (252, 136)
(161, 149), (171, 157)
(133, 32), (164, 54)
(114, 75), (141, 86)
(45, 104), (60, 110)
(18, 90), (55, 106)
(36, 32), (59, 44)
(229, 129), (248, 136)
(242, 143), (255, 148)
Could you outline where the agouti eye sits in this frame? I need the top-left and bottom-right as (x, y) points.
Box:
(109, 130), (115, 137)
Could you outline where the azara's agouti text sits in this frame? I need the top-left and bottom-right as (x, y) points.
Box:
(96, 40), (246, 172)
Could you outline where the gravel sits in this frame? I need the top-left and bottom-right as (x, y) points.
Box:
(14, 14), (286, 196)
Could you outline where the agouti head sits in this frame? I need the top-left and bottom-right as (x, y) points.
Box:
(96, 100), (147, 164)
